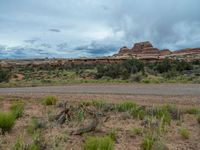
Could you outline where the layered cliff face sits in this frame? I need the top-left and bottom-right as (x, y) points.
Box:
(114, 41), (200, 61)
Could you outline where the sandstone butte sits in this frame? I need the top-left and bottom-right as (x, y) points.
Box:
(113, 41), (200, 61)
(0, 41), (200, 68)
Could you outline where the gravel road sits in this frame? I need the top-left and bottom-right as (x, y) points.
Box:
(0, 84), (200, 96)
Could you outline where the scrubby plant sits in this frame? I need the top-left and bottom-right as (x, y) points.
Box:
(186, 108), (199, 115)
(151, 106), (172, 126)
(197, 115), (200, 124)
(10, 102), (25, 119)
(108, 129), (117, 141)
(27, 117), (45, 135)
(115, 102), (137, 112)
(129, 106), (146, 120)
(83, 136), (114, 150)
(11, 135), (26, 150)
(152, 141), (168, 150)
(42, 96), (57, 105)
(76, 109), (85, 122)
(91, 100), (106, 109)
(27, 144), (40, 150)
(179, 128), (190, 139)
(129, 73), (143, 82)
(0, 111), (15, 133)
(164, 105), (181, 120)
(0, 69), (11, 82)
(141, 135), (155, 150)
(131, 127), (143, 136)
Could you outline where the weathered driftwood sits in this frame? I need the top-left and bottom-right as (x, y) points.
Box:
(55, 102), (72, 125)
(71, 117), (99, 135)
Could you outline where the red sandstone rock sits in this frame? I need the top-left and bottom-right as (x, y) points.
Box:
(159, 49), (172, 56)
(173, 48), (200, 54)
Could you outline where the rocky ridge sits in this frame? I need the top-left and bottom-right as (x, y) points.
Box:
(113, 41), (200, 61)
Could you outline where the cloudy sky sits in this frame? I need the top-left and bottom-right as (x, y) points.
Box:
(0, 0), (200, 59)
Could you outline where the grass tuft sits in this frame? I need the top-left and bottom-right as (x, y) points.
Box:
(141, 135), (155, 150)
(42, 96), (57, 105)
(115, 102), (137, 112)
(108, 129), (117, 141)
(179, 128), (190, 139)
(186, 108), (199, 115)
(83, 136), (114, 150)
(131, 127), (143, 136)
(10, 102), (25, 119)
(0, 111), (15, 133)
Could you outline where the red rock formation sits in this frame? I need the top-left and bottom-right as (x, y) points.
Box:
(173, 48), (200, 54)
(159, 49), (172, 56)
(114, 41), (200, 61)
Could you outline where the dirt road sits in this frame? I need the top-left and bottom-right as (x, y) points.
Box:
(0, 84), (200, 96)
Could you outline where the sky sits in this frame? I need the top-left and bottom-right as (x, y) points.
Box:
(0, 0), (200, 59)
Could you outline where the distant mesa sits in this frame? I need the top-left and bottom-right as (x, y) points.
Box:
(113, 41), (200, 61)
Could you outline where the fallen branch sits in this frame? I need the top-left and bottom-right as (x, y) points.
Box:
(71, 117), (99, 135)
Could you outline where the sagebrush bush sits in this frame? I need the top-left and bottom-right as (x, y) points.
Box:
(180, 128), (190, 139)
(83, 136), (114, 150)
(0, 112), (15, 133)
(27, 117), (45, 135)
(10, 102), (25, 119)
(42, 96), (57, 105)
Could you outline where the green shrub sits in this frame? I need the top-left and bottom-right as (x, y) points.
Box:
(0, 69), (11, 83)
(42, 96), (57, 105)
(179, 128), (190, 139)
(115, 102), (137, 112)
(129, 73), (143, 82)
(0, 112), (15, 133)
(83, 136), (114, 150)
(141, 135), (155, 150)
(10, 102), (25, 119)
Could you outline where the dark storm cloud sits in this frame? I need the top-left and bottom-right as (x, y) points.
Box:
(0, 0), (200, 58)
(49, 29), (61, 33)
(74, 41), (119, 56)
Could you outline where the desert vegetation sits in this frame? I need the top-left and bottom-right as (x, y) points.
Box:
(0, 96), (200, 149)
(0, 59), (199, 87)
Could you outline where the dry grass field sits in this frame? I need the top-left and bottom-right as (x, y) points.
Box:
(0, 94), (200, 150)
